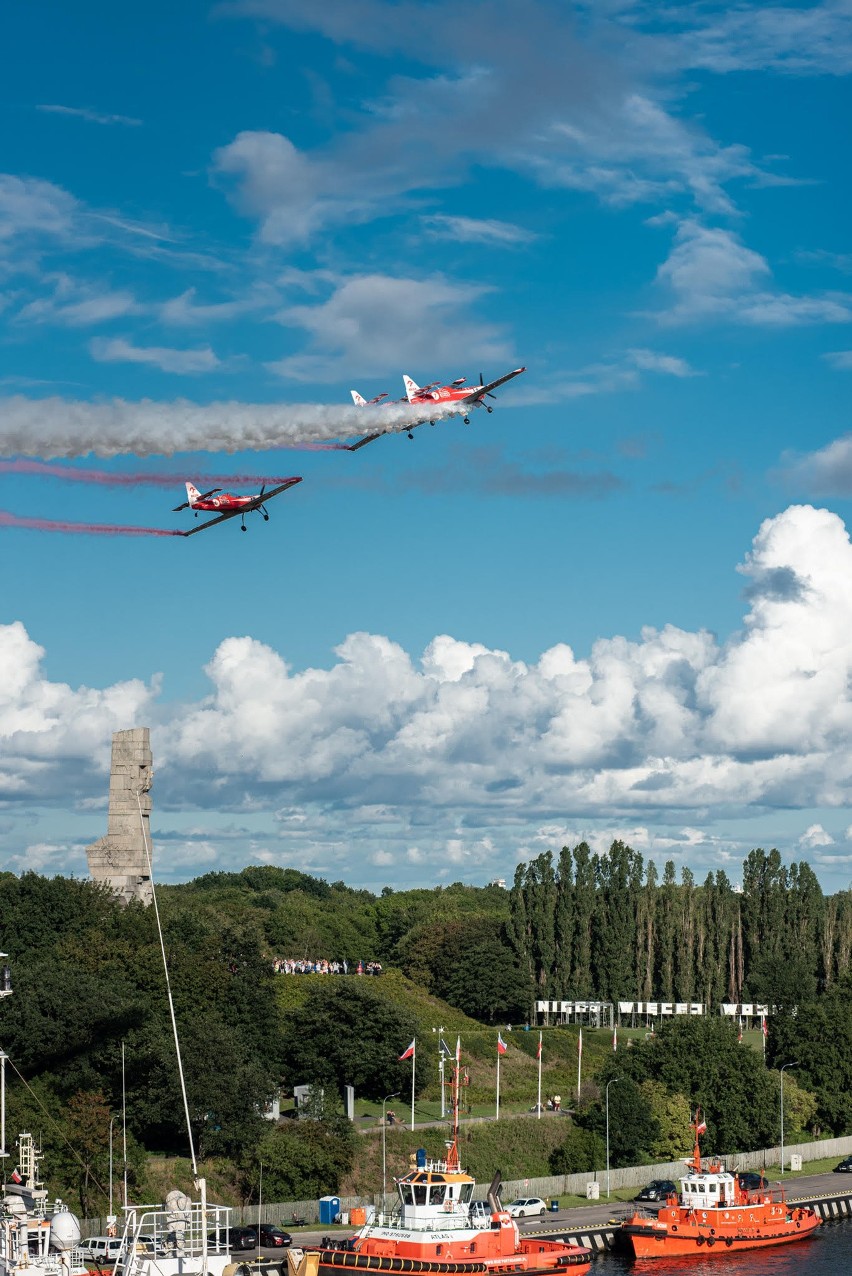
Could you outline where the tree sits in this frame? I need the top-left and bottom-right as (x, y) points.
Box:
(577, 1078), (659, 1167)
(279, 981), (419, 1101)
(241, 1114), (356, 1201)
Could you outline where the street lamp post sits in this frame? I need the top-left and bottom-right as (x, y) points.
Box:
(109, 1117), (115, 1216)
(382, 1092), (400, 1216)
(606, 1077), (621, 1199)
(780, 1062), (799, 1175)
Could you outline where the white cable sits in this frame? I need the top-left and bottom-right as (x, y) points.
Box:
(135, 787), (199, 1179)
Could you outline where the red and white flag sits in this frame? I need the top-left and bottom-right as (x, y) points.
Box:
(612, 1023), (618, 1052)
(738, 1018), (743, 1044)
(497, 1033), (508, 1055)
(10, 1169), (22, 1185)
(536, 1031), (543, 1060)
(398, 1039), (415, 1061)
(761, 1015), (768, 1039)
(695, 1111), (707, 1136)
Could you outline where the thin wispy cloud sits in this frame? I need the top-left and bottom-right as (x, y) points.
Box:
(37, 104), (142, 127)
(421, 215), (537, 246)
(89, 336), (222, 374)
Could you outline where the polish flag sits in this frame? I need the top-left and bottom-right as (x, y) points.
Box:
(537, 1032), (543, 1060)
(10, 1169), (22, 1185)
(762, 1015), (768, 1039)
(696, 1112), (707, 1136)
(398, 1039), (415, 1061)
(497, 1033), (508, 1055)
(612, 1023), (618, 1052)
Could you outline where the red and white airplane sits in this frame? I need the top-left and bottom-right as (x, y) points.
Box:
(173, 478), (302, 536)
(346, 366), (526, 449)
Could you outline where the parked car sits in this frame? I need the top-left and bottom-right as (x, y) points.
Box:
(506, 1198), (547, 1218)
(246, 1225), (292, 1248)
(834, 1157), (852, 1173)
(633, 1180), (677, 1202)
(78, 1237), (124, 1263)
(736, 1172), (769, 1191)
(207, 1227), (259, 1252)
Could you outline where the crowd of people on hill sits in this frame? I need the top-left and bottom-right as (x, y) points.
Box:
(272, 957), (384, 975)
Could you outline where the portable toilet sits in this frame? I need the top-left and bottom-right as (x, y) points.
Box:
(319, 1196), (341, 1225)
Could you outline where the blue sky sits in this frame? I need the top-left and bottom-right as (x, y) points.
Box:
(2, 0), (852, 894)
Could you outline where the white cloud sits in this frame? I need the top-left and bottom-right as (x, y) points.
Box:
(16, 275), (138, 327)
(268, 273), (512, 380)
(421, 215), (537, 246)
(90, 336), (221, 374)
(665, 2), (852, 76)
(8, 505), (852, 885)
(160, 286), (277, 326)
(776, 433), (852, 497)
(627, 347), (697, 377)
(36, 104), (142, 127)
(799, 823), (834, 849)
(654, 220), (852, 326)
(824, 350), (852, 369)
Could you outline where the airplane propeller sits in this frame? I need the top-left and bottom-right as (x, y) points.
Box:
(479, 372), (497, 400)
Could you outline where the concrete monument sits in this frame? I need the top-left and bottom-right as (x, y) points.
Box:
(86, 727), (154, 905)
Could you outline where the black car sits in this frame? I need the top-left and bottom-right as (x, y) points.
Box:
(834, 1157), (852, 1172)
(246, 1226), (292, 1249)
(207, 1227), (258, 1252)
(633, 1180), (677, 1202)
(736, 1172), (768, 1191)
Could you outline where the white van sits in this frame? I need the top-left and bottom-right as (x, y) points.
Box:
(78, 1237), (123, 1264)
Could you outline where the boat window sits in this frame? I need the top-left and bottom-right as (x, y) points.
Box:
(461, 1184), (474, 1203)
(430, 1186), (447, 1205)
(431, 1175), (446, 1183)
(709, 1183), (717, 1194)
(399, 1186), (414, 1206)
(413, 1184), (428, 1205)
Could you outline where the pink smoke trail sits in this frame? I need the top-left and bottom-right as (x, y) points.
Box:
(0, 510), (184, 537)
(0, 460), (320, 487)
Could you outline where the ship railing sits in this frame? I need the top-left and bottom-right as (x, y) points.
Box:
(371, 1214), (475, 1234)
(115, 1201), (232, 1272)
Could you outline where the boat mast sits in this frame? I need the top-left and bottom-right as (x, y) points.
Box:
(445, 1042), (462, 1172)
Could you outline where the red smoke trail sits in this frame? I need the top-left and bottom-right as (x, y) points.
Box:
(0, 459), (332, 487)
(0, 510), (184, 537)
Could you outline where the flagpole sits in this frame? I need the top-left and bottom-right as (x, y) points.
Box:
(577, 1027), (583, 1105)
(496, 1048), (501, 1121)
(411, 1040), (416, 1131)
(536, 1032), (542, 1120)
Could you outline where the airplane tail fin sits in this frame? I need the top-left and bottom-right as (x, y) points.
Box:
(185, 481), (201, 503)
(350, 390), (368, 406)
(403, 375), (420, 403)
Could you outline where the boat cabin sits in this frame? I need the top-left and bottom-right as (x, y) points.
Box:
(397, 1163), (476, 1227)
(679, 1169), (738, 1209)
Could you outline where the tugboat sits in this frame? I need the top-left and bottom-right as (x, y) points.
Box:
(310, 1060), (592, 1276)
(618, 1109), (820, 1259)
(1, 1133), (89, 1276)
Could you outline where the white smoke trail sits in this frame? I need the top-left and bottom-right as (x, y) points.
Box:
(0, 395), (464, 459)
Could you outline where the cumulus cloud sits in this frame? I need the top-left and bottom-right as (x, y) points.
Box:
(7, 505), (852, 885)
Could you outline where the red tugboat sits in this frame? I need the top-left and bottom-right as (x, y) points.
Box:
(618, 1109), (820, 1259)
(310, 1058), (592, 1276)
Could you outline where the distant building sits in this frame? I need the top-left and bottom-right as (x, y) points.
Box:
(85, 727), (154, 905)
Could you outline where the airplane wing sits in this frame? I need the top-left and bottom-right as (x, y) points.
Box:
(461, 366), (527, 403)
(180, 477), (302, 536)
(345, 432), (384, 451)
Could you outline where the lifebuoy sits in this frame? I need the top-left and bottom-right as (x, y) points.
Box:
(696, 1237), (705, 1246)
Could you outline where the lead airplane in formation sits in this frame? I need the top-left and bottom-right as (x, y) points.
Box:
(347, 366), (526, 449)
(173, 478), (302, 535)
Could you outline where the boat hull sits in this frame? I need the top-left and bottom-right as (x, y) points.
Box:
(315, 1248), (591, 1276)
(619, 1208), (821, 1259)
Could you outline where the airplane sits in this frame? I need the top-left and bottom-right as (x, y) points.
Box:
(173, 478), (302, 536)
(345, 366), (526, 450)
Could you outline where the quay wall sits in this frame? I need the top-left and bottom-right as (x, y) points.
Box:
(80, 1133), (852, 1231)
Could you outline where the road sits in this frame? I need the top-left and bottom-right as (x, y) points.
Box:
(281, 1166), (852, 1247)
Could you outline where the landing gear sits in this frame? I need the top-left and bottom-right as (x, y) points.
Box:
(408, 432), (414, 440)
(463, 416), (470, 425)
(240, 524), (247, 532)
(486, 405), (493, 413)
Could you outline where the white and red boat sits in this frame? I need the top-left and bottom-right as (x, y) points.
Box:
(618, 1110), (820, 1259)
(311, 1063), (592, 1276)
